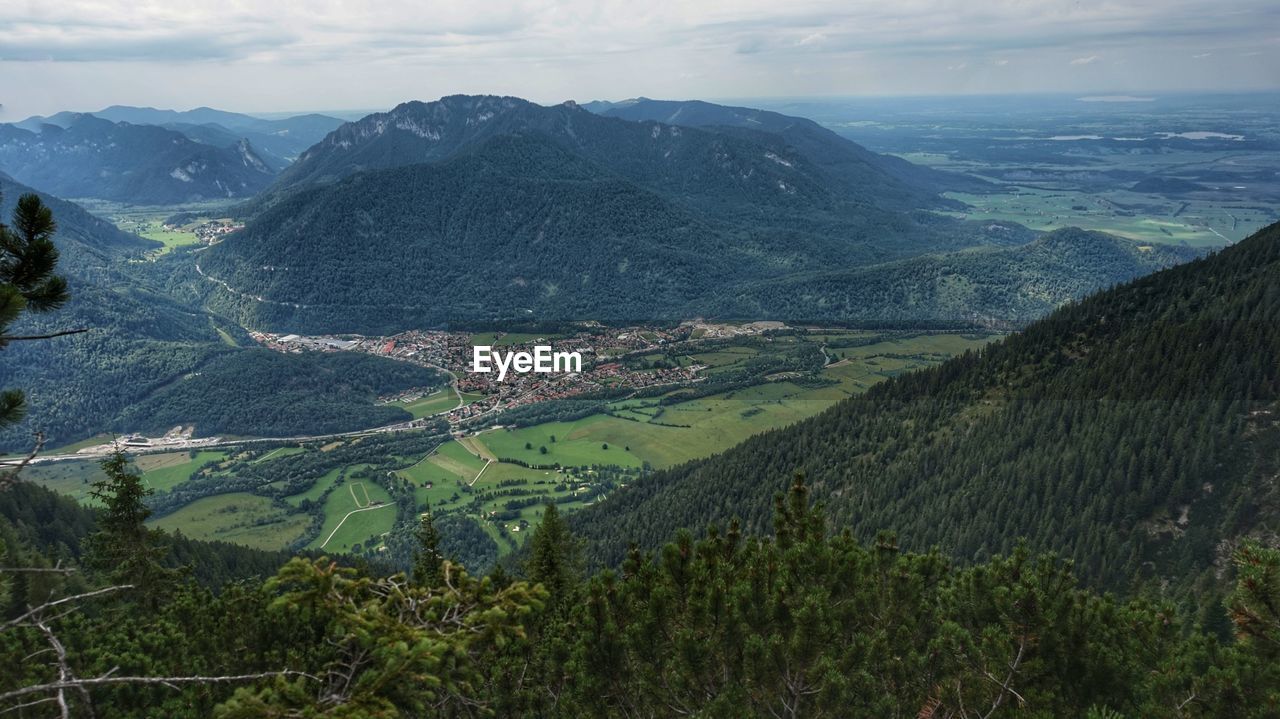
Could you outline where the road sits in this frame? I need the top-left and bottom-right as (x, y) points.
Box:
(319, 503), (394, 549)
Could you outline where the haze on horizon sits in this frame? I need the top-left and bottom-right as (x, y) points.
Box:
(1, 0), (1278, 121)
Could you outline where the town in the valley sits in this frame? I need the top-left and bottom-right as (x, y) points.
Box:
(252, 321), (787, 426)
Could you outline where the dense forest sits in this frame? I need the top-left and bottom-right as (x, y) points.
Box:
(568, 220), (1280, 609)
(115, 350), (443, 439)
(1, 463), (1278, 717)
(713, 227), (1202, 325)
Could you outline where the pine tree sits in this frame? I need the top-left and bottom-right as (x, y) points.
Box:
(84, 449), (175, 599)
(525, 503), (580, 605)
(0, 193), (69, 472)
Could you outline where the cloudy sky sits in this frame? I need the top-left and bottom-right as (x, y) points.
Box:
(1, 0), (1277, 119)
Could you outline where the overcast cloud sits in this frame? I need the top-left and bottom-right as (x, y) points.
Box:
(1, 0), (1277, 119)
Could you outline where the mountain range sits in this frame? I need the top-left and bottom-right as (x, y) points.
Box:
(14, 105), (344, 166)
(0, 115), (276, 204)
(193, 95), (1205, 334)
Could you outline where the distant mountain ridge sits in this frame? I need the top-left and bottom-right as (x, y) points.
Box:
(257, 95), (974, 223)
(0, 114), (276, 203)
(589, 97), (991, 204)
(16, 105), (344, 161)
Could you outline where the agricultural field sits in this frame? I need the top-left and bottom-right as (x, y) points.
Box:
(150, 492), (311, 550)
(793, 95), (1280, 247)
(388, 389), (464, 418)
(308, 474), (395, 553)
(939, 187), (1264, 247)
(135, 451), (229, 492)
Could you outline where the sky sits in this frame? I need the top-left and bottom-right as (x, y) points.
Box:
(1, 0), (1278, 120)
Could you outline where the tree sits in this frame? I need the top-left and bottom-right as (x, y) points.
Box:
(83, 450), (175, 597)
(0, 193), (73, 482)
(524, 503), (580, 605)
(217, 558), (544, 717)
(413, 504), (444, 587)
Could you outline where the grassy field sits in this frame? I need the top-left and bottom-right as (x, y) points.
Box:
(307, 473), (394, 552)
(253, 446), (306, 464)
(150, 493), (310, 550)
(390, 389), (462, 418)
(19, 460), (105, 504)
(136, 451), (229, 492)
(468, 332), (997, 470)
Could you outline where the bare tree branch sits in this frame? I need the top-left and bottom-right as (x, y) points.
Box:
(0, 431), (45, 490)
(0, 328), (90, 342)
(0, 671), (318, 704)
(4, 585), (133, 629)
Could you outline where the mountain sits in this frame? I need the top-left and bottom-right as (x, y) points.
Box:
(712, 227), (1203, 326)
(257, 95), (963, 229)
(53, 105), (344, 159)
(569, 220), (1280, 597)
(198, 132), (1023, 333)
(0, 177), (444, 451)
(0, 115), (276, 203)
(200, 95), (1199, 334)
(592, 97), (991, 203)
(157, 123), (293, 171)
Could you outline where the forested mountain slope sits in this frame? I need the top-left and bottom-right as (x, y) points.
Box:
(204, 136), (1040, 333)
(0, 180), (444, 451)
(201, 133), (1025, 333)
(713, 227), (1203, 325)
(570, 220), (1280, 598)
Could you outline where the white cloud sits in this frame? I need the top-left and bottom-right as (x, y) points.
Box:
(0, 0), (1277, 118)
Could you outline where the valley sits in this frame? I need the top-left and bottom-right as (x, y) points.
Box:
(19, 322), (998, 567)
(4, 93), (1271, 583)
